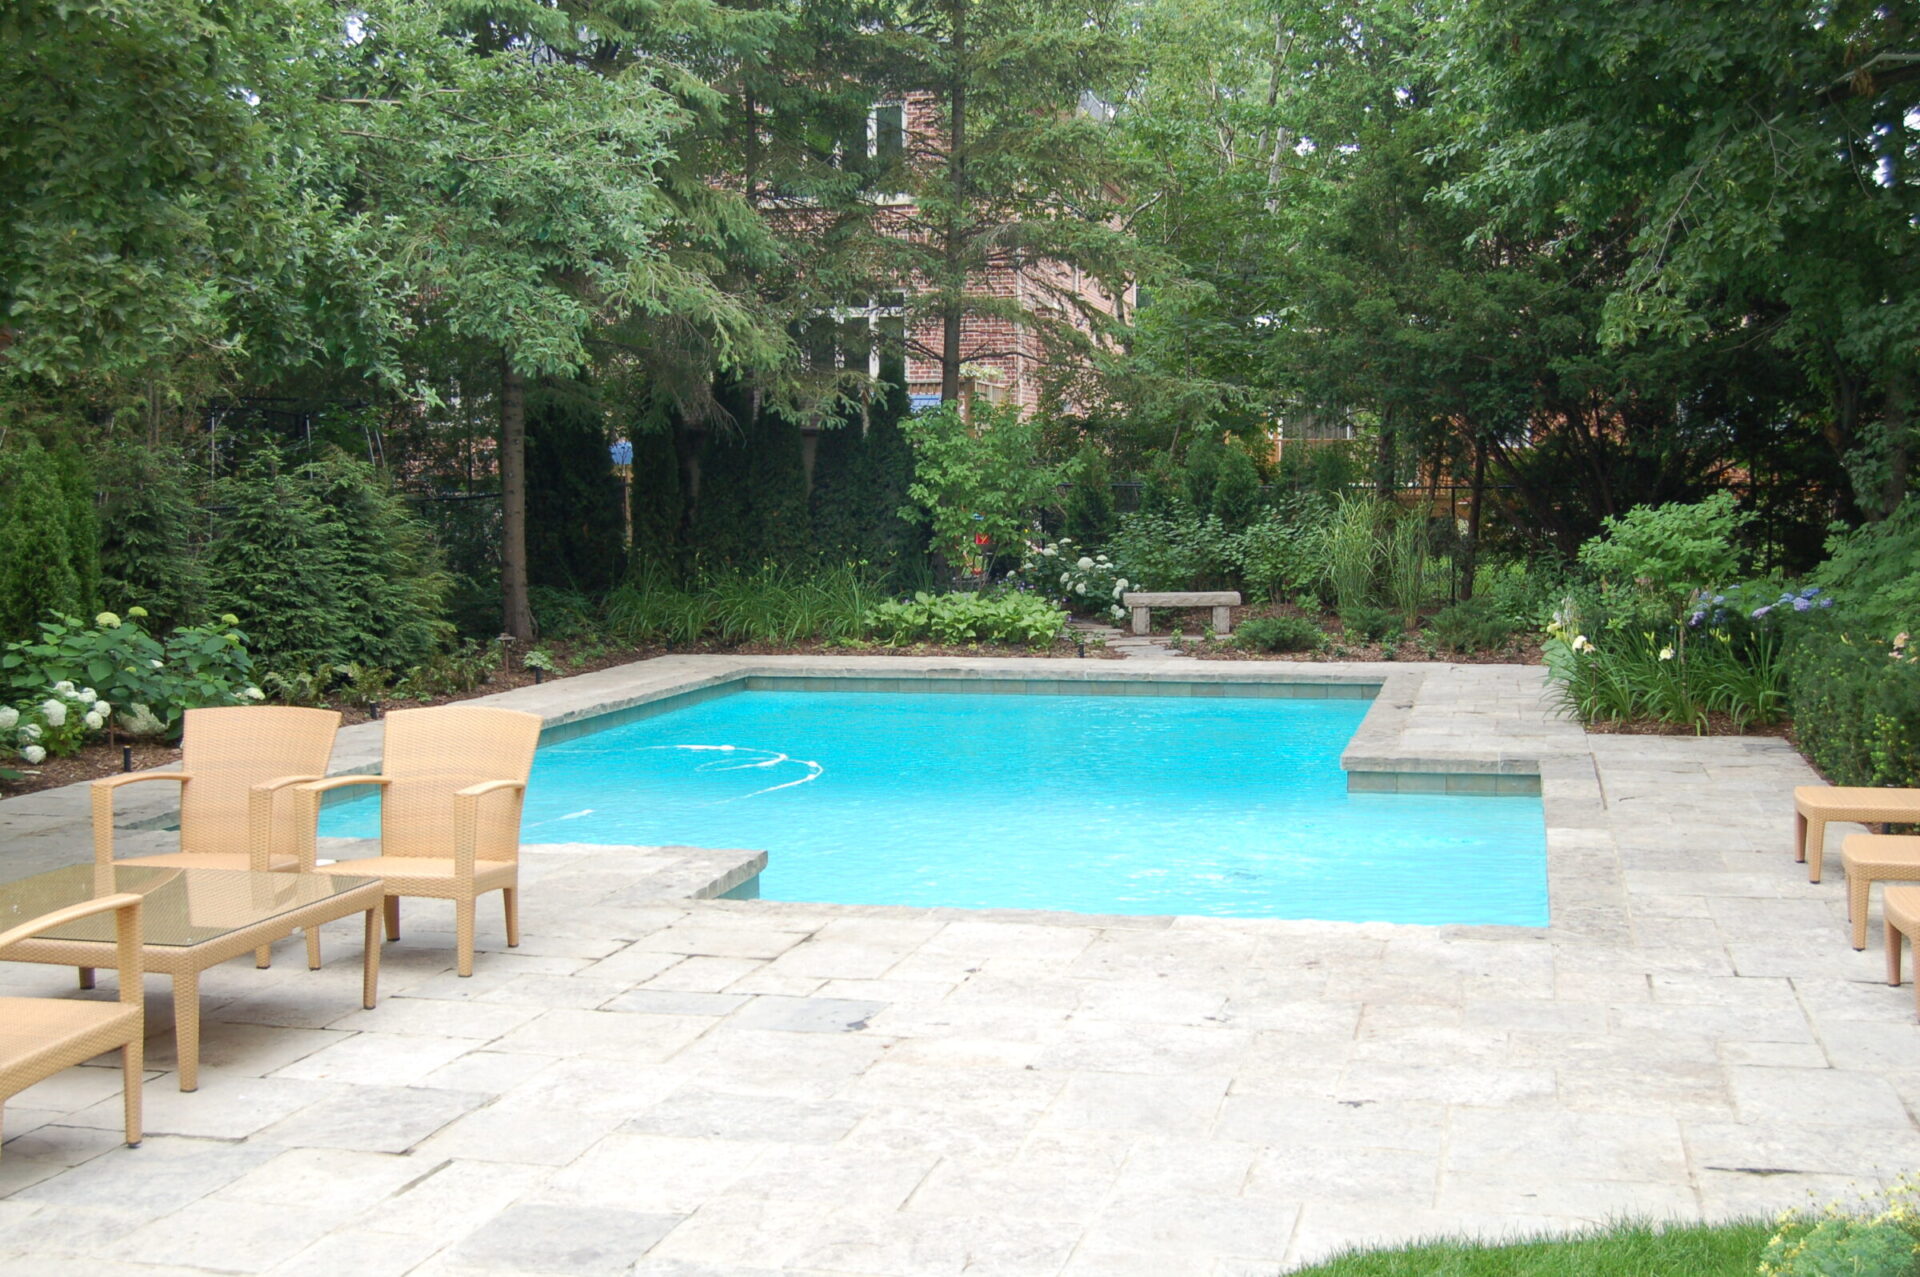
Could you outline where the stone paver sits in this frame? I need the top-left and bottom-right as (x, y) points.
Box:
(1, 653), (1913, 1273)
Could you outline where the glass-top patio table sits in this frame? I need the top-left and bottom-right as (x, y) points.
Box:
(0, 864), (383, 1091)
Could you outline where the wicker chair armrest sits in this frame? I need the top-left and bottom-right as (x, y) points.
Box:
(91, 772), (193, 865)
(246, 774), (327, 872)
(294, 775), (391, 794)
(454, 779), (526, 800)
(91, 772), (191, 792)
(0, 893), (143, 953)
(452, 780), (528, 876)
(289, 775), (390, 871)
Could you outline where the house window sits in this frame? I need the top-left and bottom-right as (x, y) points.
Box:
(804, 296), (906, 388)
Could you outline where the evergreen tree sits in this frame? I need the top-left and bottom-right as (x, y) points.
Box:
(206, 453), (347, 669)
(1065, 443), (1117, 545)
(0, 439), (83, 641)
(627, 426), (684, 567)
(303, 450), (453, 670)
(97, 443), (208, 630)
(1212, 446), (1262, 531)
(880, 0), (1142, 400)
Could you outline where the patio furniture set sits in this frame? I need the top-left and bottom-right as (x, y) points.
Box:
(0, 703), (539, 1159)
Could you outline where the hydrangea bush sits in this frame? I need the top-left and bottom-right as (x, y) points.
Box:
(2, 609), (262, 769)
(1007, 537), (1141, 622)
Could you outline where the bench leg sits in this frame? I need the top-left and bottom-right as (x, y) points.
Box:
(1131, 606), (1150, 636)
(1212, 605), (1232, 636)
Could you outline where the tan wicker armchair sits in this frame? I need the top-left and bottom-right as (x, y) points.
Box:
(0, 893), (145, 1157)
(94, 705), (343, 874)
(292, 706), (542, 977)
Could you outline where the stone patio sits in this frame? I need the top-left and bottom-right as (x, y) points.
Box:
(1, 653), (1916, 1275)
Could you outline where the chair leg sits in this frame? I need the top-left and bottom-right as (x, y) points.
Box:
(123, 1034), (143, 1148)
(1794, 809), (1808, 863)
(255, 944), (272, 969)
(503, 887), (520, 948)
(78, 967), (95, 990)
(1851, 868), (1874, 951)
(456, 897), (476, 977)
(306, 926), (323, 970)
(1807, 816), (1829, 883)
(383, 896), (401, 942)
(1888, 918), (1905, 987)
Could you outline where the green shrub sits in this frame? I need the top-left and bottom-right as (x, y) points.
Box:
(1236, 615), (1325, 653)
(304, 452), (453, 671)
(898, 401), (1062, 572)
(1473, 558), (1567, 631)
(864, 591), (1067, 646)
(1812, 496), (1920, 642)
(1340, 604), (1396, 642)
(1429, 599), (1513, 654)
(1229, 494), (1331, 602)
(1111, 510), (1235, 591)
(1577, 492), (1748, 618)
(1760, 1176), (1920, 1277)
(1787, 624), (1920, 788)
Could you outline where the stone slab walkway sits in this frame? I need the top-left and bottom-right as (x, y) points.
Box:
(0, 655), (1913, 1274)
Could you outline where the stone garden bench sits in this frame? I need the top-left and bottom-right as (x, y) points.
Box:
(1121, 591), (1242, 637)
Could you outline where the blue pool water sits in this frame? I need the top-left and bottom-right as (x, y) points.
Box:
(320, 688), (1548, 924)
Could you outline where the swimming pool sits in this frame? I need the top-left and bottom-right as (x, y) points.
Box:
(321, 684), (1548, 924)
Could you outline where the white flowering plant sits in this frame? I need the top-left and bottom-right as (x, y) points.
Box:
(5, 681), (108, 763)
(1005, 537), (1144, 621)
(1, 609), (257, 743)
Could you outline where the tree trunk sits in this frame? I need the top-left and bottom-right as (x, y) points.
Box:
(940, 0), (968, 403)
(1459, 436), (1487, 602)
(499, 356), (534, 643)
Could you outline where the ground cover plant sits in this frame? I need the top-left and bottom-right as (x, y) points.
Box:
(1286, 1218), (1772, 1277)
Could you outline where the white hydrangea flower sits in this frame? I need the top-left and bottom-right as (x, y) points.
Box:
(19, 723), (41, 742)
(1110, 605), (1126, 619)
(77, 687), (96, 703)
(1076, 556), (1094, 570)
(1042, 546), (1057, 557)
(1059, 572), (1071, 585)
(1074, 583), (1087, 595)
(84, 711), (104, 730)
(21, 745), (45, 764)
(0, 707), (15, 730)
(93, 700), (110, 716)
(1115, 578), (1128, 592)
(40, 699), (66, 727)
(53, 680), (75, 694)
(243, 686), (265, 701)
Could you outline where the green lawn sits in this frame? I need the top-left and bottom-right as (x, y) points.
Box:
(1289, 1219), (1775, 1276)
